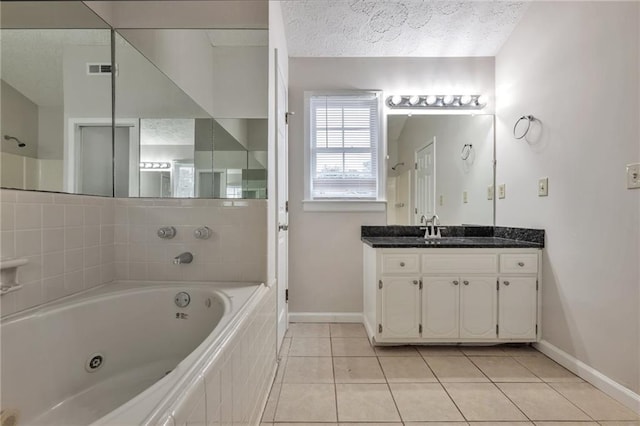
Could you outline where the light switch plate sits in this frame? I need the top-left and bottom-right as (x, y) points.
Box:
(498, 184), (506, 199)
(439, 195), (444, 206)
(463, 191), (468, 203)
(538, 177), (549, 196)
(487, 185), (494, 200)
(627, 163), (640, 189)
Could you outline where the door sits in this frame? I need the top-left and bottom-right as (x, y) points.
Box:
(379, 277), (421, 339)
(415, 140), (435, 224)
(79, 126), (129, 197)
(459, 276), (497, 339)
(498, 277), (537, 339)
(422, 276), (459, 339)
(275, 54), (289, 351)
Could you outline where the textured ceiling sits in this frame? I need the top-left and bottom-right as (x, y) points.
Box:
(282, 0), (529, 57)
(0, 29), (110, 106)
(141, 119), (195, 146)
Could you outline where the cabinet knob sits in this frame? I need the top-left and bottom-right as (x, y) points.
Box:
(504, 281), (510, 286)
(400, 262), (405, 267)
(453, 280), (459, 285)
(463, 280), (469, 285)
(413, 280), (418, 285)
(518, 261), (525, 267)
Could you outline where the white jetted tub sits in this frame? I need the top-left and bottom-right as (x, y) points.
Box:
(0, 280), (271, 426)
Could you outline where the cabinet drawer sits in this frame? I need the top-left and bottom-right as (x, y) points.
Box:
(381, 254), (420, 274)
(422, 254), (497, 274)
(500, 254), (538, 274)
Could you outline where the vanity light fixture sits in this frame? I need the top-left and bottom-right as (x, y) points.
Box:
(140, 162), (171, 170)
(386, 95), (486, 110)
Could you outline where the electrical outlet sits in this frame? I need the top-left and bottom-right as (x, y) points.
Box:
(439, 195), (444, 206)
(538, 177), (549, 196)
(627, 163), (640, 189)
(487, 185), (494, 200)
(498, 184), (506, 199)
(463, 191), (468, 203)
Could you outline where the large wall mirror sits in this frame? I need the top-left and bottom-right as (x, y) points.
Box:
(386, 114), (495, 226)
(0, 1), (268, 199)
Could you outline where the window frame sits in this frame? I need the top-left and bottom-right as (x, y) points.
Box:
(303, 90), (385, 212)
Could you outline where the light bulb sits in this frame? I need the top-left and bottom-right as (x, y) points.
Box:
(390, 95), (403, 106)
(460, 95), (472, 105)
(408, 95), (420, 106)
(477, 95), (488, 106)
(425, 95), (437, 105)
(443, 95), (454, 105)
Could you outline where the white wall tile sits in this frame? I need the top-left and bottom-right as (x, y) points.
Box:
(1, 231), (16, 259)
(42, 229), (64, 253)
(65, 248), (84, 273)
(43, 275), (66, 301)
(84, 266), (102, 288)
(84, 226), (101, 247)
(16, 191), (52, 204)
(14, 204), (42, 230)
(1, 203), (15, 231)
(42, 204), (64, 228)
(64, 270), (84, 293)
(101, 225), (115, 245)
(43, 252), (64, 278)
(84, 206), (101, 226)
(14, 280), (43, 311)
(64, 227), (84, 250)
(15, 230), (42, 257)
(84, 246), (100, 268)
(65, 205), (84, 227)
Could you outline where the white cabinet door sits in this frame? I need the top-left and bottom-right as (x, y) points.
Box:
(459, 276), (497, 339)
(422, 276), (459, 338)
(499, 277), (537, 339)
(380, 276), (421, 339)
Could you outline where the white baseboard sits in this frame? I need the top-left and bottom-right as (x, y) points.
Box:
(289, 312), (363, 323)
(535, 340), (640, 414)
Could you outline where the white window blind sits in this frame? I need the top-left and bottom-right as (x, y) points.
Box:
(309, 93), (380, 199)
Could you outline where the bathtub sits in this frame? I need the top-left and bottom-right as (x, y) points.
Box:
(0, 280), (277, 426)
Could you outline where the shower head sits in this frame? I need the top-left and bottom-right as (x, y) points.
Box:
(391, 162), (404, 171)
(4, 135), (26, 147)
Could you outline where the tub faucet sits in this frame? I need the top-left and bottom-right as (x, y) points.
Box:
(173, 252), (193, 265)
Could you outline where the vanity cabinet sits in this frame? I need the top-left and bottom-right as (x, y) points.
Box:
(363, 246), (541, 344)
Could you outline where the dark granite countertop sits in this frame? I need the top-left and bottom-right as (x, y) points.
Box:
(361, 226), (544, 249)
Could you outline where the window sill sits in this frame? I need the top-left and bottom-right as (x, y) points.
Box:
(302, 200), (386, 212)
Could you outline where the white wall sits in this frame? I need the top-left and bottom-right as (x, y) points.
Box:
(495, 1), (639, 394)
(1, 80), (38, 158)
(288, 57), (495, 315)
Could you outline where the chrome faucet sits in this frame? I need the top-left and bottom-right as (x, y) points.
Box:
(420, 214), (441, 239)
(173, 252), (193, 265)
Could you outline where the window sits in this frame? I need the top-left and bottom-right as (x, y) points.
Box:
(307, 92), (382, 201)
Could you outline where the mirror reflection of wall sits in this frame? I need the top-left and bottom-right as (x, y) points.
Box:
(387, 115), (494, 226)
(0, 28), (112, 193)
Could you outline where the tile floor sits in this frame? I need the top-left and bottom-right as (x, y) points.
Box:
(261, 323), (639, 426)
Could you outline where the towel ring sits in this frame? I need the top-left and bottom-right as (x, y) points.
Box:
(460, 144), (473, 160)
(513, 115), (535, 139)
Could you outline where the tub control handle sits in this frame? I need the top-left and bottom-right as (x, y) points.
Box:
(158, 226), (176, 239)
(194, 226), (212, 240)
(518, 262), (525, 267)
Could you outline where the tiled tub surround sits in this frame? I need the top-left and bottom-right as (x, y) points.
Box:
(1, 189), (116, 316)
(362, 225), (545, 248)
(262, 323), (640, 424)
(114, 198), (267, 283)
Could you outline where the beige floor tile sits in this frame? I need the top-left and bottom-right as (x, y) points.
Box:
(289, 323), (331, 337)
(497, 383), (591, 421)
(390, 383), (464, 421)
(501, 345), (543, 356)
(334, 357), (386, 383)
(549, 383), (640, 421)
(468, 423), (532, 426)
(374, 345), (420, 356)
(274, 424), (338, 426)
(378, 357), (437, 383)
(274, 357), (287, 383)
(424, 356), (489, 382)
(534, 422), (599, 426)
(407, 423), (469, 426)
(336, 383), (401, 422)
(443, 383), (528, 421)
(283, 356), (334, 383)
(461, 346), (508, 356)
(330, 323), (367, 337)
(332, 338), (376, 357)
(275, 384), (337, 422)
(470, 357), (542, 382)
(598, 422), (640, 426)
(279, 337), (292, 357)
(262, 382), (282, 422)
(339, 423), (402, 426)
(514, 356), (583, 382)
(289, 337), (332, 357)
(417, 346), (465, 357)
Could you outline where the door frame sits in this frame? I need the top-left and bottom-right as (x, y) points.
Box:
(65, 117), (139, 195)
(414, 138), (436, 225)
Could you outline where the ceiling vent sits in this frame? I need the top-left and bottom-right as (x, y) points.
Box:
(86, 63), (115, 76)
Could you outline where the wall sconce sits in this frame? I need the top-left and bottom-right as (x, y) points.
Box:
(140, 162), (171, 170)
(387, 95), (487, 109)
